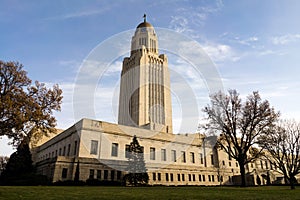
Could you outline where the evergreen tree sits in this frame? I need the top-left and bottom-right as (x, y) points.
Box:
(0, 141), (34, 184)
(124, 135), (149, 186)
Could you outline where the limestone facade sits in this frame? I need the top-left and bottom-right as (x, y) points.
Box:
(34, 118), (285, 185)
(118, 18), (172, 133)
(33, 18), (291, 186)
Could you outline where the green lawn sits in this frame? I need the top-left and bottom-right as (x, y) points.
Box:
(0, 186), (299, 200)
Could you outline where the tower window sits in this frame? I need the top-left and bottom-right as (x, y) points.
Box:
(161, 149), (166, 161)
(171, 150), (176, 162)
(190, 152), (195, 163)
(90, 140), (98, 155)
(181, 151), (186, 163)
(150, 147), (156, 160)
(200, 153), (203, 164)
(111, 143), (118, 157)
(125, 144), (131, 158)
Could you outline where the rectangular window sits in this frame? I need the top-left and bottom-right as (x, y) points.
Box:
(111, 143), (118, 157)
(261, 160), (264, 169)
(181, 151), (186, 163)
(193, 174), (196, 181)
(188, 174), (192, 181)
(97, 170), (101, 180)
(208, 175), (211, 182)
(170, 173), (174, 181)
(55, 150), (57, 157)
(104, 170), (108, 180)
(67, 144), (71, 156)
(171, 150), (176, 162)
(199, 174), (202, 181)
(158, 173), (161, 181)
(117, 171), (121, 180)
(177, 174), (181, 181)
(236, 162), (238, 167)
(212, 175), (215, 182)
(90, 140), (98, 155)
(150, 147), (155, 160)
(52, 152), (54, 158)
(74, 141), (77, 156)
(63, 146), (66, 156)
(200, 153), (203, 164)
(165, 173), (169, 181)
(62, 168), (68, 179)
(190, 152), (195, 163)
(59, 148), (62, 156)
(153, 173), (156, 181)
(125, 144), (131, 158)
(202, 175), (206, 182)
(211, 154), (214, 165)
(229, 162), (231, 167)
(222, 160), (225, 166)
(89, 169), (94, 179)
(111, 170), (115, 181)
(181, 174), (185, 181)
(161, 149), (166, 161)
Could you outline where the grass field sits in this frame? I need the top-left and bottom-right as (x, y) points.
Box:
(0, 186), (299, 200)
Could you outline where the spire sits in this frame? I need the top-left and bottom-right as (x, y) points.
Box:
(143, 13), (146, 23)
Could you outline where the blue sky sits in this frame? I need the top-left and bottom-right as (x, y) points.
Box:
(1, 0), (300, 155)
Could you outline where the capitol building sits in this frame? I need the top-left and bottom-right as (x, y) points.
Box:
(33, 17), (283, 186)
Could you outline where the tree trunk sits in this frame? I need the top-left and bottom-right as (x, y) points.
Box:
(238, 161), (246, 187)
(284, 175), (289, 185)
(290, 176), (296, 190)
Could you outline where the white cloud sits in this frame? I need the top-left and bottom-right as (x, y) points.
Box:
(169, 16), (190, 33)
(258, 49), (286, 56)
(44, 3), (116, 20)
(238, 36), (259, 47)
(169, 0), (223, 38)
(202, 43), (240, 63)
(271, 34), (300, 45)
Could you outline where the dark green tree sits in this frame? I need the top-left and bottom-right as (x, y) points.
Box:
(0, 141), (34, 184)
(124, 135), (149, 186)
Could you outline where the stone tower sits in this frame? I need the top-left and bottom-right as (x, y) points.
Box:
(118, 16), (173, 133)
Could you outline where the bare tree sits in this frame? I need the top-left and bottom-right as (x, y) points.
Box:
(203, 90), (279, 187)
(261, 120), (300, 189)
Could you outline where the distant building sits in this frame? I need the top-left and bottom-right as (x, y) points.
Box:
(33, 17), (286, 186)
